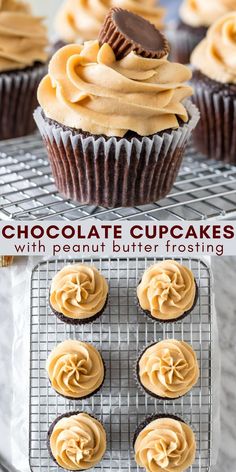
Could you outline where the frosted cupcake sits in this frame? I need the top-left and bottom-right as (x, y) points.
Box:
(137, 260), (197, 323)
(134, 415), (196, 472)
(54, 0), (165, 50)
(49, 264), (108, 325)
(137, 339), (199, 399)
(48, 411), (106, 470)
(191, 12), (236, 163)
(34, 8), (199, 208)
(46, 340), (105, 399)
(171, 0), (236, 64)
(0, 0), (48, 139)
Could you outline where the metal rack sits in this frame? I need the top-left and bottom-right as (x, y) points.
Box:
(1, 134), (236, 221)
(29, 257), (213, 472)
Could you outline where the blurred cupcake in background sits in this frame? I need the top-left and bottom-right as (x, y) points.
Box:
(53, 0), (165, 50)
(0, 0), (48, 139)
(191, 12), (236, 163)
(34, 8), (199, 208)
(170, 0), (236, 64)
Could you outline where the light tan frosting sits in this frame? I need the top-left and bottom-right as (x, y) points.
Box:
(139, 339), (199, 398)
(191, 12), (236, 84)
(50, 412), (106, 470)
(180, 0), (236, 27)
(0, 0), (48, 72)
(137, 260), (196, 320)
(135, 417), (196, 472)
(46, 340), (104, 398)
(55, 0), (165, 43)
(37, 41), (193, 137)
(50, 264), (108, 320)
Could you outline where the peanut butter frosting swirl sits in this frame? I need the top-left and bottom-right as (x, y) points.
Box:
(50, 412), (106, 470)
(191, 12), (236, 84)
(0, 0), (48, 72)
(50, 264), (108, 320)
(139, 340), (199, 398)
(135, 417), (196, 472)
(180, 0), (236, 28)
(55, 0), (165, 43)
(137, 261), (196, 320)
(46, 340), (104, 398)
(38, 41), (193, 137)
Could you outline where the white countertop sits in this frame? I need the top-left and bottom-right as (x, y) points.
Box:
(0, 257), (235, 472)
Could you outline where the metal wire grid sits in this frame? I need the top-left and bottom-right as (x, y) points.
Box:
(1, 134), (236, 221)
(29, 257), (212, 472)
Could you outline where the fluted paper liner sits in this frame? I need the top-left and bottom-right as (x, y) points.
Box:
(191, 80), (236, 163)
(0, 64), (46, 140)
(168, 26), (205, 64)
(34, 100), (199, 207)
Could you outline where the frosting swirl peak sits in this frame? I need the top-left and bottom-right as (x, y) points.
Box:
(191, 12), (236, 84)
(55, 0), (165, 43)
(0, 0), (48, 72)
(135, 417), (196, 472)
(138, 339), (199, 398)
(50, 412), (106, 470)
(180, 0), (236, 28)
(46, 340), (105, 398)
(50, 264), (108, 320)
(38, 41), (193, 137)
(137, 260), (196, 320)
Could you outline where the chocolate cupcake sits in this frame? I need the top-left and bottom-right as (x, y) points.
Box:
(137, 260), (197, 323)
(48, 411), (106, 470)
(170, 0), (235, 64)
(54, 0), (165, 46)
(0, 0), (48, 140)
(34, 8), (199, 208)
(137, 339), (199, 400)
(191, 12), (236, 163)
(46, 340), (105, 399)
(50, 264), (108, 325)
(134, 414), (196, 472)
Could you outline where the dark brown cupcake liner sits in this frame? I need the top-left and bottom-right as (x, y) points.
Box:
(0, 63), (47, 140)
(47, 410), (105, 471)
(34, 101), (199, 208)
(137, 278), (198, 324)
(49, 295), (108, 325)
(47, 349), (106, 401)
(133, 413), (186, 448)
(191, 70), (236, 163)
(135, 340), (198, 401)
(168, 22), (206, 64)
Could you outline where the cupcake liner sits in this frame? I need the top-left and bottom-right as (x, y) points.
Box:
(191, 75), (236, 163)
(47, 410), (105, 471)
(0, 63), (47, 140)
(49, 295), (108, 326)
(34, 100), (199, 207)
(136, 279), (199, 324)
(133, 413), (186, 448)
(167, 25), (205, 64)
(0, 256), (14, 267)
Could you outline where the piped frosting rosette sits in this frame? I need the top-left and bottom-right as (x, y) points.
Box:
(49, 412), (106, 470)
(134, 416), (196, 472)
(50, 264), (108, 323)
(138, 339), (199, 399)
(55, 0), (165, 43)
(137, 260), (197, 321)
(180, 0), (236, 28)
(46, 340), (105, 399)
(191, 12), (236, 84)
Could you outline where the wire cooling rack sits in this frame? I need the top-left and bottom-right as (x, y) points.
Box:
(29, 257), (213, 472)
(1, 133), (236, 221)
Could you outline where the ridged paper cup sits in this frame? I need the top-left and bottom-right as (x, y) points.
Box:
(0, 63), (47, 140)
(34, 100), (199, 208)
(191, 70), (236, 163)
(168, 25), (206, 64)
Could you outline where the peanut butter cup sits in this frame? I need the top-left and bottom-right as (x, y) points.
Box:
(99, 7), (169, 60)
